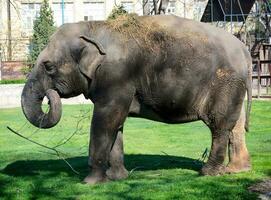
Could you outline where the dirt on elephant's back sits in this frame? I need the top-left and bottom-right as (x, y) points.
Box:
(105, 14), (177, 53)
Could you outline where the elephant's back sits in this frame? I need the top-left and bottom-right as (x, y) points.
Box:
(141, 15), (249, 75)
(140, 15), (240, 46)
(141, 15), (247, 54)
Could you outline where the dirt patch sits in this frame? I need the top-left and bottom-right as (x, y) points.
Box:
(248, 179), (271, 199)
(105, 14), (176, 53)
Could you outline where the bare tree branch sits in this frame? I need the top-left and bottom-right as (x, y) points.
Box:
(7, 126), (80, 175)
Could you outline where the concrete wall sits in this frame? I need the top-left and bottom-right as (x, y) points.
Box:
(0, 84), (91, 108)
(0, 84), (24, 108)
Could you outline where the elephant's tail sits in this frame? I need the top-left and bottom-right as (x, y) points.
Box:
(245, 58), (252, 132)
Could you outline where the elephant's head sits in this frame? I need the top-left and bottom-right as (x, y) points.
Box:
(21, 22), (106, 128)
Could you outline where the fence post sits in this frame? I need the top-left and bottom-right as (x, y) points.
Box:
(257, 59), (261, 98)
(0, 49), (2, 81)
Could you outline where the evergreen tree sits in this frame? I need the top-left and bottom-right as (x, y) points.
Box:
(107, 5), (128, 20)
(27, 0), (55, 70)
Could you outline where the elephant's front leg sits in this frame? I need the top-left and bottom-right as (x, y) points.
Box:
(83, 103), (129, 184)
(106, 126), (129, 180)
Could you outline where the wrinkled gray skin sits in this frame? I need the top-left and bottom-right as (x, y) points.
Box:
(21, 15), (252, 184)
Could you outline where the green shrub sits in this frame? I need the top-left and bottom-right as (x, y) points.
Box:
(25, 0), (55, 74)
(0, 79), (26, 84)
(107, 5), (128, 20)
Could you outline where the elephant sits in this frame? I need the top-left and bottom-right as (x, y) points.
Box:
(21, 15), (252, 184)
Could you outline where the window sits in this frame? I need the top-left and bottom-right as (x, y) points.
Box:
(21, 3), (41, 30)
(121, 1), (134, 13)
(52, 2), (74, 27)
(83, 2), (105, 21)
(27, 43), (33, 54)
(166, 0), (176, 14)
(194, 2), (206, 21)
(148, 0), (176, 15)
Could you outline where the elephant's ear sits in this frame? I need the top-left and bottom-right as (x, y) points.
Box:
(78, 35), (106, 79)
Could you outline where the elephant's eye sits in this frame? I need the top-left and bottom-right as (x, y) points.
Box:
(44, 61), (56, 74)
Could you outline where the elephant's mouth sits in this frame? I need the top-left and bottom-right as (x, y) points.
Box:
(55, 87), (79, 99)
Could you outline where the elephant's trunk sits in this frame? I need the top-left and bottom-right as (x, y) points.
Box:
(21, 79), (62, 129)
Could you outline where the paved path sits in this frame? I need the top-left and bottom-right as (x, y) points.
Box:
(0, 84), (91, 108)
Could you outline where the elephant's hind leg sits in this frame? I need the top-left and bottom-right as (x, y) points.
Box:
(200, 79), (246, 176)
(106, 126), (129, 180)
(226, 104), (251, 173)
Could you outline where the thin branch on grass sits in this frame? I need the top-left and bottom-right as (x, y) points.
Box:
(161, 151), (204, 166)
(26, 106), (50, 138)
(52, 115), (88, 149)
(161, 151), (170, 156)
(7, 126), (80, 175)
(129, 166), (145, 175)
(26, 127), (41, 138)
(129, 161), (163, 176)
(198, 148), (209, 163)
(17, 121), (28, 132)
(37, 150), (61, 156)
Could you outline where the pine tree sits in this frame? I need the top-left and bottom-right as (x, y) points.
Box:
(27, 0), (55, 70)
(107, 5), (128, 20)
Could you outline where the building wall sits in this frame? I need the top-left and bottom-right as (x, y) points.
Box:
(1, 61), (25, 80)
(1, 0), (29, 61)
(0, 0), (146, 62)
(0, 0), (207, 63)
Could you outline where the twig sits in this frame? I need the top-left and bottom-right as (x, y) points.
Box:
(52, 127), (82, 149)
(7, 126), (80, 175)
(17, 121), (28, 132)
(161, 151), (203, 166)
(129, 166), (145, 175)
(198, 148), (209, 162)
(26, 127), (41, 138)
(161, 151), (170, 156)
(9, 0), (21, 20)
(8, 126), (58, 152)
(52, 115), (88, 149)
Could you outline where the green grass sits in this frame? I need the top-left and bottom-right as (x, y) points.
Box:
(0, 101), (270, 200)
(0, 79), (26, 84)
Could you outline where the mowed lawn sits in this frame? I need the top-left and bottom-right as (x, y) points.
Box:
(0, 101), (270, 200)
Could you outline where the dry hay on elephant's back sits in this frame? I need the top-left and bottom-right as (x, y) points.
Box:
(105, 14), (176, 53)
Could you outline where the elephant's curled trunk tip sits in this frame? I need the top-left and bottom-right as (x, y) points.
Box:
(21, 84), (62, 129)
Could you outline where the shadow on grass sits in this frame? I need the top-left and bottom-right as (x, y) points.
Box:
(1, 154), (203, 178)
(0, 154), (203, 199)
(0, 154), (260, 199)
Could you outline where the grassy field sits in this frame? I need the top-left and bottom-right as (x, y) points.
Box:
(0, 79), (26, 84)
(0, 101), (270, 200)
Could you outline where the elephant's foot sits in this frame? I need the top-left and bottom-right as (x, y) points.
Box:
(106, 166), (129, 180)
(225, 160), (251, 174)
(200, 164), (226, 176)
(227, 144), (251, 174)
(83, 171), (109, 184)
